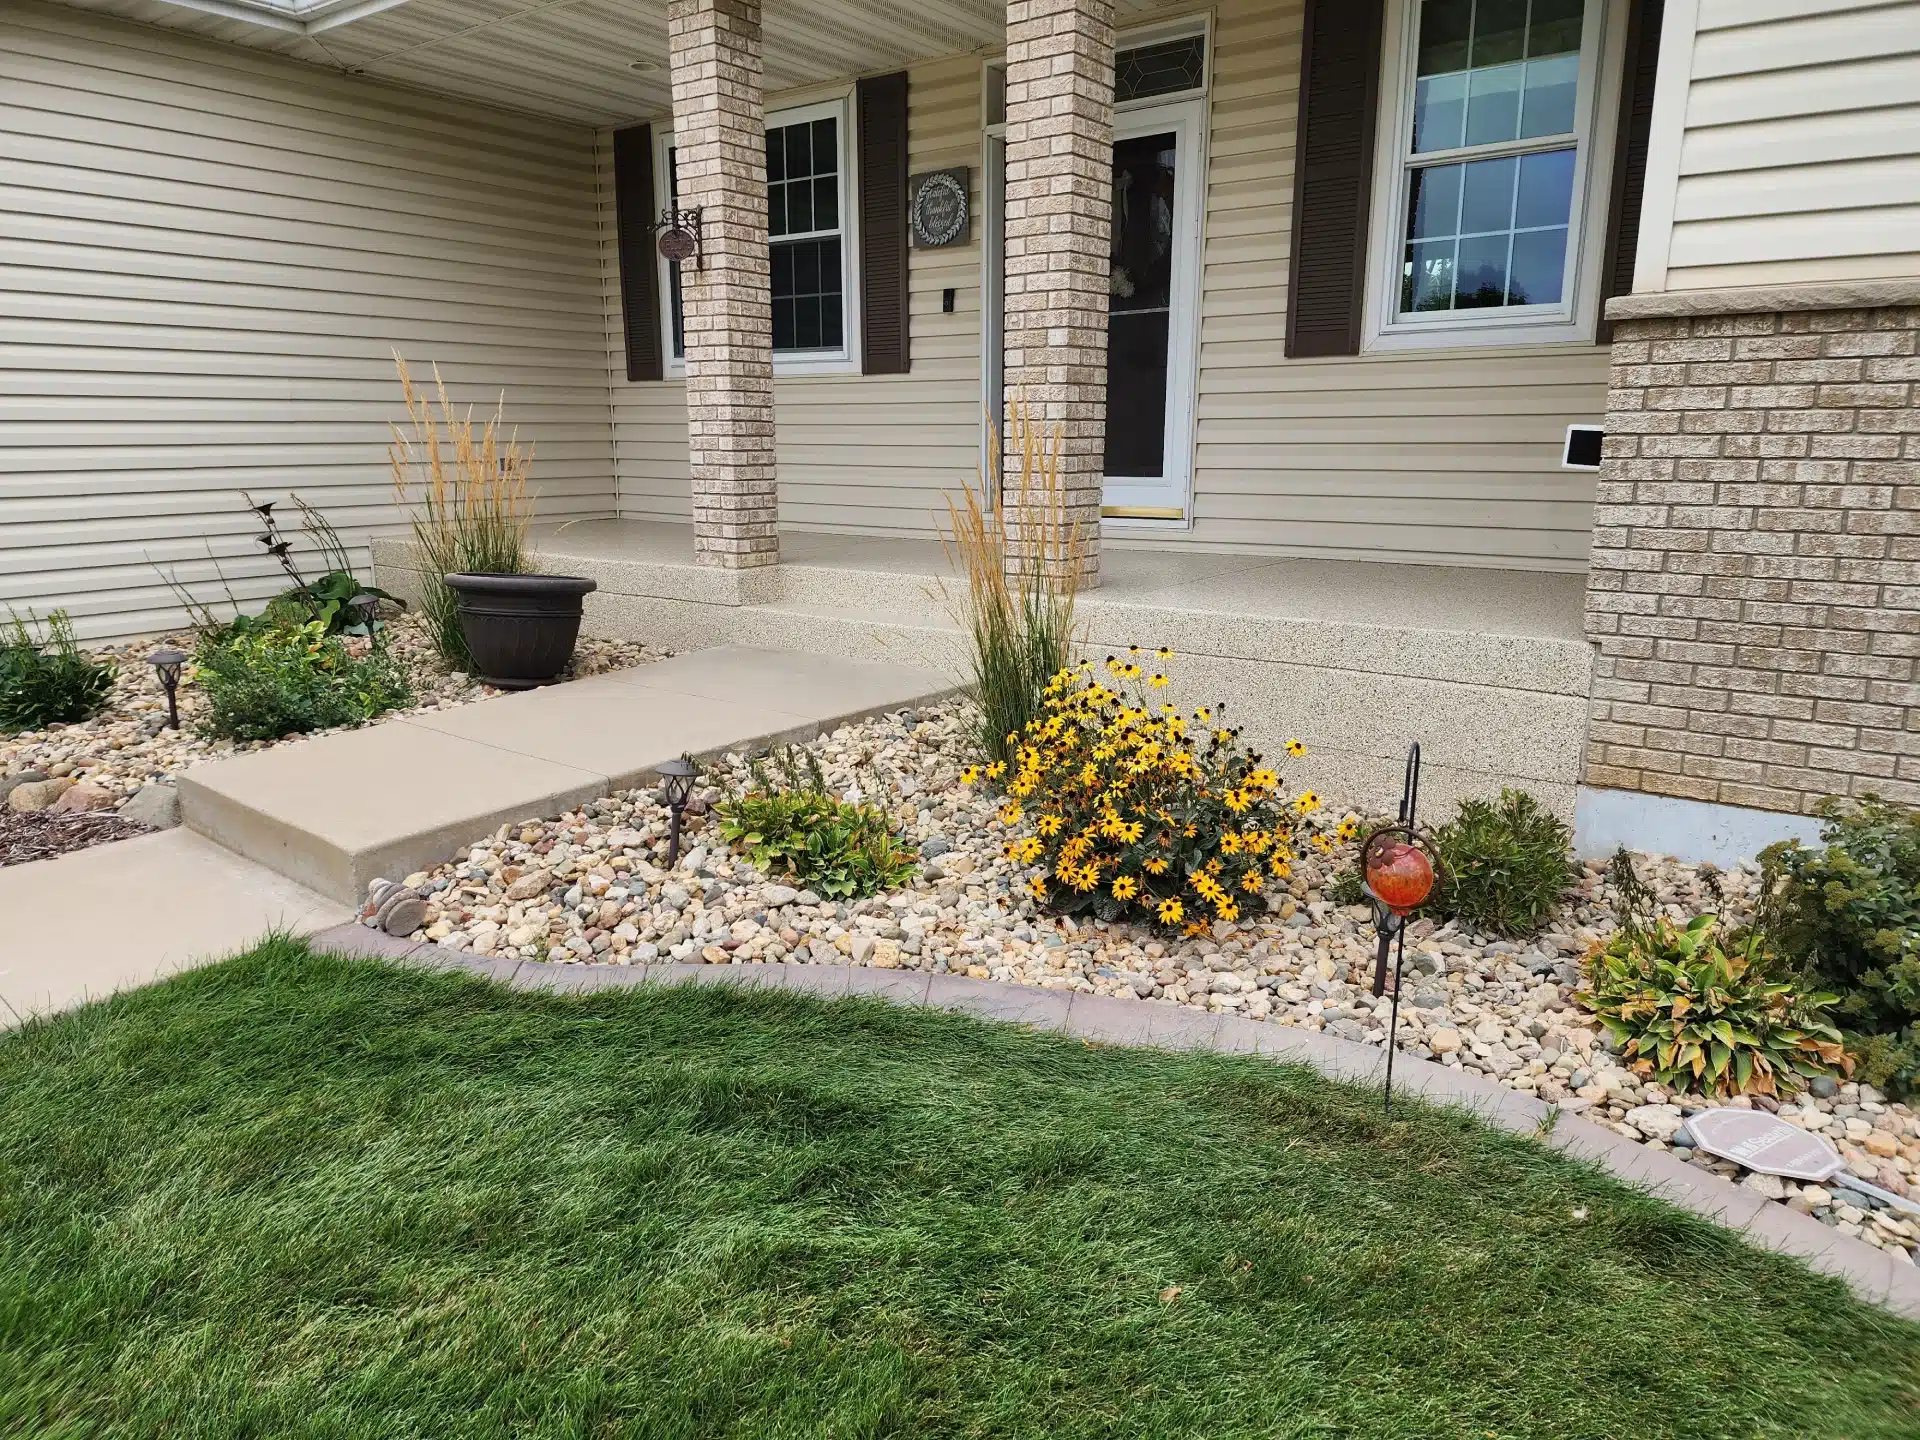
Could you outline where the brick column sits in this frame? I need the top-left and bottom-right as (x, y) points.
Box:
(669, 0), (777, 571)
(1584, 303), (1920, 815)
(1003, 0), (1114, 586)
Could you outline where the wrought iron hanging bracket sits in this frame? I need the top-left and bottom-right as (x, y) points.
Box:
(651, 207), (704, 269)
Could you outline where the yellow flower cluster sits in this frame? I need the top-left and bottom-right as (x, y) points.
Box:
(975, 649), (1320, 931)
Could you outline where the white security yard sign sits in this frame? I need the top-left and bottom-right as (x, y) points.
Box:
(1687, 1108), (1920, 1216)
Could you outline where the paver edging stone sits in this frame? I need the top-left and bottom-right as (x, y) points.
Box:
(304, 925), (1920, 1320)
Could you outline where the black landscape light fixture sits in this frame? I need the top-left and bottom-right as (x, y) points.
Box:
(657, 756), (699, 868)
(148, 648), (187, 730)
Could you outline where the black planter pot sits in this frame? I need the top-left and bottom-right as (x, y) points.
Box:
(444, 572), (598, 689)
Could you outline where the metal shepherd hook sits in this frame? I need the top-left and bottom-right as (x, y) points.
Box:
(1360, 743), (1439, 1117)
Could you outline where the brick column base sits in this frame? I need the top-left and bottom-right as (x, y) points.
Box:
(1002, 0), (1114, 588)
(669, 0), (777, 570)
(1585, 304), (1920, 815)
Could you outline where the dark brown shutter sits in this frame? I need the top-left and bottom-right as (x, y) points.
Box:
(1597, 0), (1664, 344)
(857, 71), (910, 375)
(613, 123), (663, 383)
(1286, 0), (1385, 358)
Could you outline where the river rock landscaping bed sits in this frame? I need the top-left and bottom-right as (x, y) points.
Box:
(1, 615), (663, 863)
(371, 697), (1920, 1259)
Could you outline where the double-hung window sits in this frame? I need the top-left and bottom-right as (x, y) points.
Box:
(657, 97), (857, 370)
(1368, 0), (1618, 348)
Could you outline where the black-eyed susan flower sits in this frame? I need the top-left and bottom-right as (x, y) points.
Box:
(1110, 874), (1139, 901)
(1028, 874), (1049, 900)
(1285, 738), (1307, 758)
(999, 801), (1023, 826)
(1148, 672), (1170, 689)
(1155, 646), (1174, 661)
(1240, 868), (1263, 894)
(960, 765), (980, 785)
(1294, 790), (1321, 815)
(1157, 897), (1183, 924)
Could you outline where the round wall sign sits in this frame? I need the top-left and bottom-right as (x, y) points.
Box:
(657, 227), (697, 263)
(911, 170), (970, 248)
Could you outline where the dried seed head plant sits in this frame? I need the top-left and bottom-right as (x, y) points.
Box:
(942, 397), (1085, 767)
(389, 353), (533, 667)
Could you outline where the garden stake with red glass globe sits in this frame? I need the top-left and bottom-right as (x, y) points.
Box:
(1361, 743), (1442, 1116)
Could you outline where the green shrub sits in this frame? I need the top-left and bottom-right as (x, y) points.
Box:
(0, 610), (115, 732)
(1429, 788), (1575, 937)
(1759, 796), (1920, 1098)
(1579, 913), (1848, 1098)
(195, 620), (412, 742)
(717, 746), (918, 900)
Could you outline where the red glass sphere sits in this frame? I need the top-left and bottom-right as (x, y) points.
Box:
(1365, 838), (1435, 916)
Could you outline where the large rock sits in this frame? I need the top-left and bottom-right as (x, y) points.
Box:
(0, 771), (48, 807)
(1624, 1104), (1685, 1143)
(117, 783), (181, 830)
(1428, 1027), (1462, 1054)
(504, 867), (554, 902)
(7, 777), (72, 813)
(49, 782), (114, 814)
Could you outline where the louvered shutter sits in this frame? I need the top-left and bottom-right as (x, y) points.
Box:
(857, 72), (910, 375)
(613, 124), (663, 383)
(1597, 0), (1665, 343)
(1286, 0), (1386, 359)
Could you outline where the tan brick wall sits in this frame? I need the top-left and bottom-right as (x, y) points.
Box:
(668, 0), (777, 570)
(1003, 0), (1114, 584)
(1585, 306), (1920, 814)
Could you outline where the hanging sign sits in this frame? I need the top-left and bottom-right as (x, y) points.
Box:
(909, 168), (971, 248)
(655, 207), (702, 268)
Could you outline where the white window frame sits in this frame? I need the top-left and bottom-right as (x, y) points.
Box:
(654, 94), (863, 377)
(1362, 0), (1628, 352)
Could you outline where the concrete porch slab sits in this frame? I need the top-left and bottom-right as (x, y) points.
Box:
(177, 646), (954, 906)
(377, 521), (1593, 819)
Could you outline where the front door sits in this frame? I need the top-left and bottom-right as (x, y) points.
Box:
(1102, 99), (1203, 523)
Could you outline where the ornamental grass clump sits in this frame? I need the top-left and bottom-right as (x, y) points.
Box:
(1758, 796), (1920, 1098)
(1578, 851), (1849, 1098)
(389, 354), (533, 668)
(716, 745), (918, 900)
(0, 609), (114, 733)
(980, 649), (1344, 932)
(942, 400), (1083, 770)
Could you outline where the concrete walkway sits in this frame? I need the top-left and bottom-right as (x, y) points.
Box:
(0, 830), (349, 1025)
(309, 925), (1920, 1322)
(0, 646), (952, 1026)
(179, 646), (955, 904)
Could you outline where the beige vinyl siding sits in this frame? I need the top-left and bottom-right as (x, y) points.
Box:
(1154, 0), (1605, 570)
(1664, 0), (1920, 290)
(1, 1), (614, 642)
(611, 0), (1604, 569)
(606, 53), (986, 536)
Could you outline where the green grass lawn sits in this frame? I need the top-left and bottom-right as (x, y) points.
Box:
(2, 940), (1916, 1439)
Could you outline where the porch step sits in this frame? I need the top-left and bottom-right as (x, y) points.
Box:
(371, 526), (1594, 819)
(178, 647), (955, 905)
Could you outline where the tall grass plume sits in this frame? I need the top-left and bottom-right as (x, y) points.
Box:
(942, 399), (1084, 767)
(389, 353), (533, 667)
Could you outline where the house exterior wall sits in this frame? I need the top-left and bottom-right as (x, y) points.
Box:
(1586, 304), (1920, 815)
(1634, 0), (1920, 295)
(1, 1), (614, 641)
(604, 0), (1613, 571)
(604, 52), (987, 535)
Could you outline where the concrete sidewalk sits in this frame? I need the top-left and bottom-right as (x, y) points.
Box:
(180, 645), (955, 905)
(0, 830), (349, 1026)
(1, 646), (953, 1026)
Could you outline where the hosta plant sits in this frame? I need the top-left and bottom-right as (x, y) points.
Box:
(982, 651), (1347, 932)
(1579, 913), (1849, 1098)
(716, 746), (918, 901)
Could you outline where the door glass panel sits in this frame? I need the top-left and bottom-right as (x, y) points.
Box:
(1106, 132), (1177, 479)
